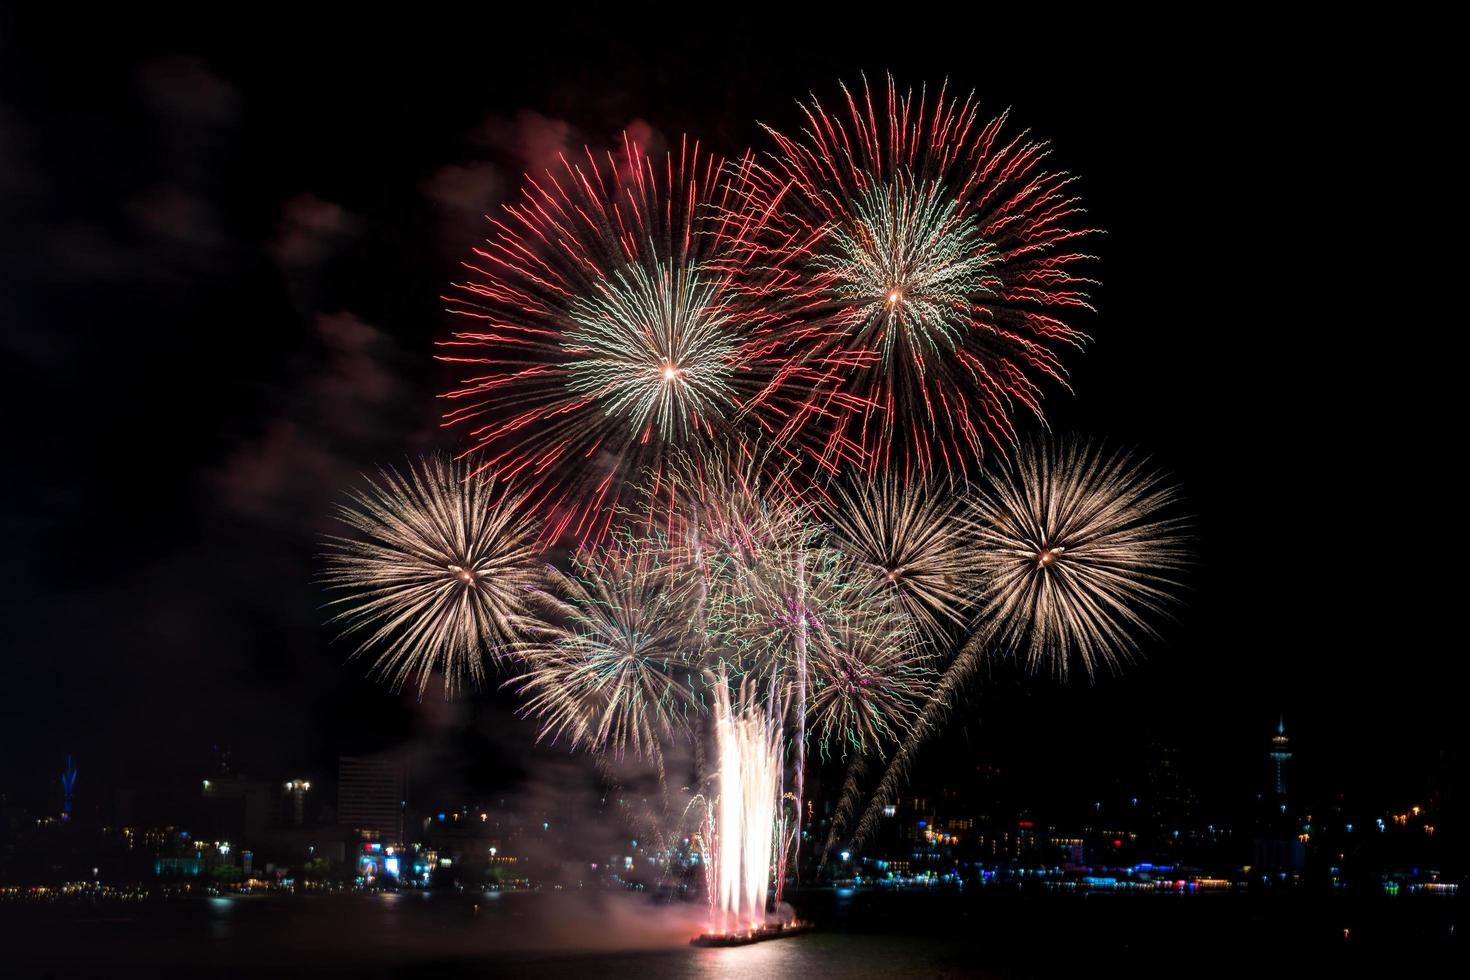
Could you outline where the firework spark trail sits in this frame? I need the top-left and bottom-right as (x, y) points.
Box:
(844, 439), (1189, 847)
(723, 74), (1100, 477)
(789, 551), (809, 891)
(647, 453), (824, 896)
(688, 793), (720, 922)
(844, 631), (985, 849)
(438, 136), (786, 547)
(565, 262), (741, 442)
(703, 537), (933, 739)
(319, 455), (539, 696)
(590, 753), (679, 877)
(826, 472), (981, 640)
(821, 754), (868, 866)
(655, 447), (818, 574)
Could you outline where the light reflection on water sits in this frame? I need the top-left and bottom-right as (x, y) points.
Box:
(206, 894), (232, 942)
(516, 933), (976, 980)
(9, 885), (1441, 977)
(1, 892), (981, 978)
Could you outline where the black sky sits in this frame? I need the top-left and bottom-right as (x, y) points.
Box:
(0, 13), (1454, 821)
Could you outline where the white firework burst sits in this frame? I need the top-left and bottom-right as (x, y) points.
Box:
(320, 455), (539, 695)
(565, 262), (740, 441)
(826, 472), (981, 641)
(972, 439), (1190, 678)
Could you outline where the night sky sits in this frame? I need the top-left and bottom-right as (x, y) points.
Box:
(0, 14), (1452, 825)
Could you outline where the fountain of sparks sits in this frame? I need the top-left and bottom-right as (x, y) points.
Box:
(690, 683), (782, 942)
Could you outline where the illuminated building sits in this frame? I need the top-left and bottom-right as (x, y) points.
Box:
(337, 756), (404, 845)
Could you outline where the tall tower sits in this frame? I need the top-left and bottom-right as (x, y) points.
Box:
(1268, 717), (1291, 798)
(60, 755), (78, 821)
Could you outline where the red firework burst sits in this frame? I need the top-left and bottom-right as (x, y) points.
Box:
(437, 135), (788, 545)
(724, 74), (1101, 478)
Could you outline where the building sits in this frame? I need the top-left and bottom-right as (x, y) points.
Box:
(1144, 741), (1202, 853)
(337, 756), (403, 845)
(282, 779), (311, 827)
(201, 777), (272, 846)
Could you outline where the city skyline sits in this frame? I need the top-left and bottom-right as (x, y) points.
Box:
(3, 715), (1454, 898)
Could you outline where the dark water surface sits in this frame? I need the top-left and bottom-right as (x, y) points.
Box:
(0, 887), (1458, 978)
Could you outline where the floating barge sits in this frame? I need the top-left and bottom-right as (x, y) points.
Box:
(689, 921), (815, 948)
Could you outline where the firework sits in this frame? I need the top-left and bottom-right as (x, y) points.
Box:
(726, 74), (1100, 475)
(825, 473), (981, 640)
(700, 534), (934, 885)
(509, 541), (704, 769)
(704, 541), (844, 680)
(438, 136), (771, 546)
(636, 453), (828, 896)
(805, 597), (936, 760)
(842, 438), (1188, 848)
(565, 262), (740, 441)
(320, 455), (539, 696)
(318, 78), (1197, 931)
(665, 448), (817, 580)
(651, 457), (828, 899)
(630, 448), (806, 569)
(972, 438), (1190, 678)
(709, 677), (782, 935)
(705, 542), (926, 715)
